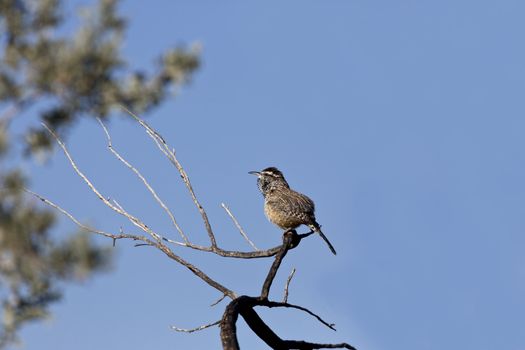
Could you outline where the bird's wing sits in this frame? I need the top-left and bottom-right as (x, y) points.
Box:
(275, 190), (315, 218)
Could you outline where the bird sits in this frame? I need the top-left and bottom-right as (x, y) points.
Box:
(249, 167), (336, 255)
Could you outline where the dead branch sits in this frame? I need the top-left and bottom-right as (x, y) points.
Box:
(263, 300), (336, 331)
(259, 233), (335, 331)
(188, 244), (282, 259)
(261, 231), (296, 299)
(211, 294), (228, 307)
(221, 296), (355, 350)
(171, 320), (221, 333)
(221, 203), (258, 250)
(23, 188), (146, 242)
(282, 268), (296, 303)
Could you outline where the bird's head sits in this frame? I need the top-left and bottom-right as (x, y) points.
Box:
(249, 167), (289, 195)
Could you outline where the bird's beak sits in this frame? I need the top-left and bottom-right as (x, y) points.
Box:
(248, 171), (260, 176)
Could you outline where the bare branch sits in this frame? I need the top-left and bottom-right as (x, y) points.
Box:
(120, 105), (217, 248)
(23, 188), (146, 243)
(221, 296), (356, 350)
(161, 237), (189, 247)
(154, 233), (284, 259)
(265, 300), (336, 331)
(261, 231), (295, 299)
(186, 244), (282, 259)
(211, 294), (227, 307)
(111, 199), (125, 212)
(171, 320), (221, 333)
(97, 118), (188, 243)
(282, 267), (296, 303)
(281, 340), (356, 349)
(156, 244), (237, 299)
(221, 203), (258, 251)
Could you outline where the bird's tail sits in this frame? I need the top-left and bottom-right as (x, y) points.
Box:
(311, 223), (337, 255)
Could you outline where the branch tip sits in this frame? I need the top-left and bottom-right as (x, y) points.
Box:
(171, 320), (221, 333)
(221, 203), (258, 251)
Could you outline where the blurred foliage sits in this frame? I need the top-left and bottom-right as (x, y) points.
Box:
(0, 170), (112, 347)
(0, 0), (199, 153)
(0, 0), (199, 347)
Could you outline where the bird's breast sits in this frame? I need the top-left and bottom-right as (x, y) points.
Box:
(264, 199), (308, 230)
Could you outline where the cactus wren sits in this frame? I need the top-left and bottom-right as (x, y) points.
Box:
(249, 167), (336, 255)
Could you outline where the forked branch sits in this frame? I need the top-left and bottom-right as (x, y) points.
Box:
(221, 203), (259, 251)
(220, 231), (351, 349)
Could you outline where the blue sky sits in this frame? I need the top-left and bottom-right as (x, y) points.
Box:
(16, 1), (525, 349)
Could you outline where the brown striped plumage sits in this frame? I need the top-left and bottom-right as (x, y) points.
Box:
(249, 167), (337, 255)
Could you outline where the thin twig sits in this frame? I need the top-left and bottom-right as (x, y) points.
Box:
(282, 267), (296, 303)
(120, 105), (217, 248)
(156, 243), (237, 299)
(97, 118), (188, 243)
(171, 320), (221, 333)
(221, 203), (258, 251)
(265, 300), (336, 331)
(111, 199), (124, 211)
(162, 236), (188, 247)
(211, 294), (227, 307)
(23, 188), (145, 242)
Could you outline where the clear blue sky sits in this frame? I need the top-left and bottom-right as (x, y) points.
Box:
(17, 1), (525, 349)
